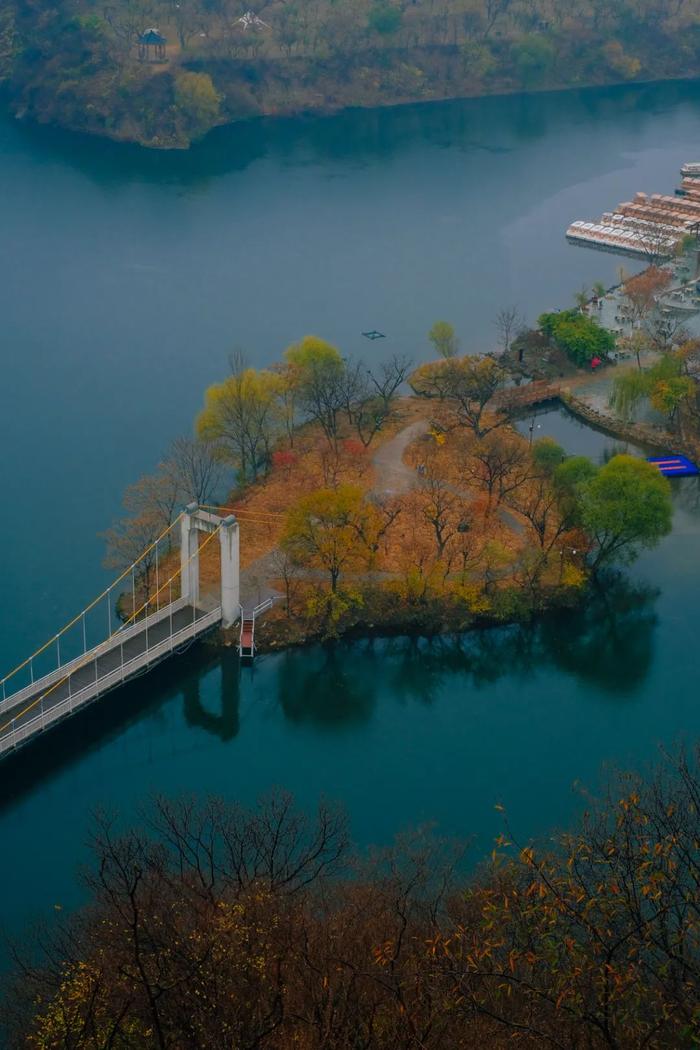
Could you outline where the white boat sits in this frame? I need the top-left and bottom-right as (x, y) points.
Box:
(681, 162), (700, 179)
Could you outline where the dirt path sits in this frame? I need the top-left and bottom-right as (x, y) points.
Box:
(372, 420), (429, 496)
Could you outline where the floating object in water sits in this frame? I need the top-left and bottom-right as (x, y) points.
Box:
(362, 330), (385, 340)
(647, 455), (699, 477)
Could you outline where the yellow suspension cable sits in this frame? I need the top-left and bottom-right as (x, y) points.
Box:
(200, 504), (287, 520)
(0, 524), (222, 736)
(0, 513), (184, 689)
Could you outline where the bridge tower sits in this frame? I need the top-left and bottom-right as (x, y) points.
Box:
(180, 504), (240, 627)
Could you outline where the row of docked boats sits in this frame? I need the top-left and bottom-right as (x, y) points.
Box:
(566, 164), (700, 259)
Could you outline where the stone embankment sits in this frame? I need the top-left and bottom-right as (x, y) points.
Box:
(503, 375), (700, 460)
(561, 391), (700, 460)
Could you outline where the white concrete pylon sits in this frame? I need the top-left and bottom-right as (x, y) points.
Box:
(219, 515), (240, 627)
(180, 502), (200, 604)
(180, 504), (240, 624)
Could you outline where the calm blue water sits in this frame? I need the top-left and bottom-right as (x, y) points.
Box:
(2, 81), (700, 941)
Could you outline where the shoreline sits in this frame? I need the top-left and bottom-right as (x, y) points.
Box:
(4, 73), (700, 152)
(213, 581), (586, 656)
(206, 385), (678, 659)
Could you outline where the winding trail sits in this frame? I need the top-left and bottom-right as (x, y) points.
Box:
(372, 420), (429, 496)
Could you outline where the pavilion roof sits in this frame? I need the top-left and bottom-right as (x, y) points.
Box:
(139, 28), (166, 45)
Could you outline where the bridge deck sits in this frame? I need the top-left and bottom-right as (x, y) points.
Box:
(0, 602), (221, 760)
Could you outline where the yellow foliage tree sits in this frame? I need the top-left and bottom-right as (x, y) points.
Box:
(282, 485), (392, 592)
(197, 365), (282, 482)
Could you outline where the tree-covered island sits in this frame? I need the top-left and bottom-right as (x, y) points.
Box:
(3, 0), (700, 146)
(102, 315), (678, 650)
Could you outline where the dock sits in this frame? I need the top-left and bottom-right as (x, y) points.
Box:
(567, 168), (700, 259)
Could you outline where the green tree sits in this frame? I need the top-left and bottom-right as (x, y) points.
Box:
(512, 34), (555, 86)
(368, 3), (402, 36)
(580, 455), (672, 568)
(552, 455), (598, 528)
(531, 437), (566, 476)
(538, 309), (615, 367)
(174, 72), (221, 139)
(428, 320), (458, 359)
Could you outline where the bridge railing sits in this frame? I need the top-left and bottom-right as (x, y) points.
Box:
(0, 514), (186, 703)
(0, 607), (222, 758)
(0, 597), (190, 718)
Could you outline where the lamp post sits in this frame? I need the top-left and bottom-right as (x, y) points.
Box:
(528, 415), (541, 448)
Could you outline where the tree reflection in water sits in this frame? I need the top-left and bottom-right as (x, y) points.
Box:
(539, 572), (659, 694)
(277, 646), (377, 728)
(273, 573), (659, 722)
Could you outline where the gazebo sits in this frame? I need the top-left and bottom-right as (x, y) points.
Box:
(138, 28), (167, 62)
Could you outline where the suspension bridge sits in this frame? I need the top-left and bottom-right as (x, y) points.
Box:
(0, 502), (275, 762)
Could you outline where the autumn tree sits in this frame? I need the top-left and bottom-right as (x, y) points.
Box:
(8, 754), (700, 1049)
(167, 0), (205, 50)
(494, 305), (522, 354)
(505, 473), (570, 555)
(419, 462), (461, 560)
(464, 431), (532, 506)
(622, 266), (672, 326)
(197, 354), (281, 482)
(162, 434), (225, 506)
(411, 355), (509, 438)
(345, 354), (413, 447)
(610, 353), (694, 426)
(282, 484), (391, 592)
(285, 335), (347, 448)
(102, 472), (179, 602)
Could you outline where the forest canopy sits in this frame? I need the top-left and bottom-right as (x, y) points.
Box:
(3, 751), (700, 1048)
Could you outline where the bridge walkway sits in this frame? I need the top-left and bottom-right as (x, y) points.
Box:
(0, 599), (221, 759)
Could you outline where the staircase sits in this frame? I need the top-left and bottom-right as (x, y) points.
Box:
(237, 599), (275, 661)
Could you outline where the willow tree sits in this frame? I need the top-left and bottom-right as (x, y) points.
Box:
(610, 354), (694, 426)
(284, 336), (349, 449)
(197, 360), (281, 483)
(580, 455), (672, 569)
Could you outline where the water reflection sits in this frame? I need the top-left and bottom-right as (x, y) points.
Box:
(277, 646), (377, 727)
(183, 652), (241, 740)
(5, 77), (700, 190)
(274, 572), (659, 719)
(673, 475), (700, 515)
(540, 572), (659, 694)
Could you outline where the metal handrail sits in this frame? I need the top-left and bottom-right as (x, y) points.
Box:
(0, 607), (222, 758)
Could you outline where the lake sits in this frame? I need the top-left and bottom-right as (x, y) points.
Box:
(2, 80), (700, 940)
